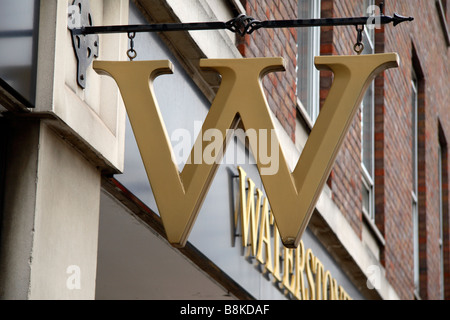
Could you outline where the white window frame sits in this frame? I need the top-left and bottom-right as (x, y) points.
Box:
(439, 144), (445, 299)
(362, 166), (375, 220)
(297, 0), (321, 124)
(361, 0), (376, 222)
(411, 73), (420, 296)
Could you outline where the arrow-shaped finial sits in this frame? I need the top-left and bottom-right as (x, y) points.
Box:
(393, 13), (414, 27)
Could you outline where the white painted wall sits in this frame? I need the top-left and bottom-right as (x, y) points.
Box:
(28, 123), (101, 299)
(0, 122), (101, 299)
(0, 0), (129, 300)
(34, 0), (128, 173)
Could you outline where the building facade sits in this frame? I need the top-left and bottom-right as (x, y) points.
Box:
(0, 0), (448, 300)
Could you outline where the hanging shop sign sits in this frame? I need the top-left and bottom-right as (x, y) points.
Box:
(93, 53), (399, 248)
(69, 1), (412, 248)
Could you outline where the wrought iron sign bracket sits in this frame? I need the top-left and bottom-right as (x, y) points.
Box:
(68, 0), (99, 88)
(67, 1), (413, 88)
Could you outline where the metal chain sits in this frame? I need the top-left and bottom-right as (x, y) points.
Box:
(354, 25), (365, 55)
(127, 32), (137, 61)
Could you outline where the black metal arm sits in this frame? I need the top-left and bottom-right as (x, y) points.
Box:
(72, 13), (414, 37)
(68, 0), (413, 88)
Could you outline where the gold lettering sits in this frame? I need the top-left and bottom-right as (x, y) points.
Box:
(323, 270), (333, 300)
(338, 285), (351, 300)
(315, 258), (325, 300)
(282, 247), (296, 294)
(270, 213), (282, 283)
(256, 197), (273, 273)
(306, 249), (316, 300)
(330, 277), (339, 300)
(294, 240), (306, 300)
(237, 169), (352, 300)
(238, 167), (262, 257)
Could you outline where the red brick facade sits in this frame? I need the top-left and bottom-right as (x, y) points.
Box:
(238, 0), (449, 300)
(384, 0), (449, 300)
(238, 0), (298, 141)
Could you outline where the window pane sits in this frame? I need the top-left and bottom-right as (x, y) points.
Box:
(439, 144), (445, 299)
(362, 83), (374, 177)
(413, 201), (420, 291)
(363, 29), (375, 54)
(362, 184), (370, 214)
(297, 0), (320, 122)
(411, 71), (420, 296)
(360, 0), (376, 220)
(362, 172), (375, 221)
(0, 0), (39, 103)
(364, 0), (376, 44)
(441, 0), (448, 17)
(411, 78), (418, 194)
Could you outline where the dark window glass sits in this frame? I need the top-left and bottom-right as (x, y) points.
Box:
(0, 0), (40, 104)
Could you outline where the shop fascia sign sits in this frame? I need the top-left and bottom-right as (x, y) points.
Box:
(236, 166), (352, 300)
(69, 2), (411, 249)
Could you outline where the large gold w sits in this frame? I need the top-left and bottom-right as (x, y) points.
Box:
(94, 54), (398, 248)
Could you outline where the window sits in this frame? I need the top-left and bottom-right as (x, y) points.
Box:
(363, 0), (376, 54)
(361, 0), (376, 221)
(411, 72), (420, 295)
(438, 130), (448, 300)
(438, 0), (449, 21)
(297, 0), (321, 123)
(436, 0), (450, 46)
(439, 143), (445, 299)
(0, 0), (40, 104)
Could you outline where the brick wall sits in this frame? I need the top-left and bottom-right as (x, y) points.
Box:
(440, 123), (450, 299)
(237, 0), (449, 300)
(385, 0), (449, 300)
(321, 0), (450, 300)
(238, 0), (298, 142)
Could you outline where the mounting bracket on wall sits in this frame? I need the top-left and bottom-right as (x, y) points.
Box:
(68, 0), (99, 89)
(68, 1), (413, 89)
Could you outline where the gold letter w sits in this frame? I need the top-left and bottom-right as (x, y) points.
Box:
(94, 54), (398, 248)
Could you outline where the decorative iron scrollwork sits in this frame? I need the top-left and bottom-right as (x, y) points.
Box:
(225, 14), (262, 36)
